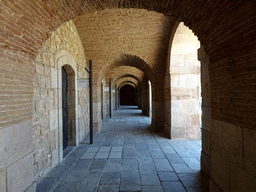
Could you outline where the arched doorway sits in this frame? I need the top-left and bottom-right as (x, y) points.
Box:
(120, 85), (137, 106)
(62, 65), (76, 157)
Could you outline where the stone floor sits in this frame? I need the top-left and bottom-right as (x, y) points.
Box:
(36, 106), (209, 192)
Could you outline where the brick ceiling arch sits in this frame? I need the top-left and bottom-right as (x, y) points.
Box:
(98, 54), (154, 85)
(114, 74), (141, 86)
(118, 81), (137, 89)
(103, 66), (144, 86)
(1, 0), (255, 64)
(116, 75), (141, 87)
(117, 78), (139, 88)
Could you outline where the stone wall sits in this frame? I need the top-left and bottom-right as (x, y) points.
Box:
(209, 120), (256, 192)
(33, 20), (89, 183)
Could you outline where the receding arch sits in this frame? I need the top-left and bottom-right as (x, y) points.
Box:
(116, 76), (141, 87)
(119, 81), (137, 89)
(97, 54), (154, 86)
(114, 74), (142, 86)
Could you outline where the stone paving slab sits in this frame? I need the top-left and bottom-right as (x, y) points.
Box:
(53, 182), (78, 192)
(36, 106), (208, 192)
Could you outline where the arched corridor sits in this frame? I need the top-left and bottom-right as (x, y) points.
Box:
(37, 106), (206, 192)
(1, 1), (256, 192)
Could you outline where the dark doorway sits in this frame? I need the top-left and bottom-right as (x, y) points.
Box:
(120, 85), (137, 106)
(62, 65), (76, 158)
(62, 67), (68, 150)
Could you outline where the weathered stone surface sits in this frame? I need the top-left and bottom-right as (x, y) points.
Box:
(0, 169), (6, 192)
(212, 120), (243, 166)
(201, 151), (211, 177)
(7, 153), (34, 192)
(230, 163), (256, 192)
(209, 179), (223, 192)
(244, 128), (256, 177)
(171, 127), (186, 140)
(202, 129), (211, 156)
(211, 150), (229, 192)
(0, 121), (33, 170)
(50, 109), (58, 131)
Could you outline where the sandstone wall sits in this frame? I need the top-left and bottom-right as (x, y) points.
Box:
(33, 20), (89, 183)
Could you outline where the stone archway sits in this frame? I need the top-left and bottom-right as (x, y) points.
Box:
(55, 50), (79, 161)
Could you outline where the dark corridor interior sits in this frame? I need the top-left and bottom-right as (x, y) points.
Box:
(120, 85), (137, 106)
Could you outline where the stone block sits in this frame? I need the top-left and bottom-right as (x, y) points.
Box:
(191, 87), (199, 99)
(49, 109), (58, 131)
(186, 126), (200, 140)
(171, 75), (180, 87)
(202, 83), (210, 106)
(170, 54), (185, 67)
(170, 66), (200, 75)
(191, 114), (199, 127)
(36, 63), (44, 74)
(0, 169), (6, 192)
(211, 119), (223, 154)
(180, 74), (200, 88)
(7, 153), (34, 192)
(202, 129), (211, 155)
(171, 100), (199, 114)
(51, 149), (59, 168)
(184, 54), (199, 67)
(221, 121), (243, 166)
(212, 120), (243, 166)
(0, 121), (33, 170)
(201, 151), (211, 177)
(230, 163), (256, 192)
(171, 87), (190, 100)
(209, 179), (223, 192)
(51, 67), (58, 88)
(201, 107), (211, 131)
(211, 150), (229, 192)
(244, 128), (256, 177)
(171, 127), (186, 140)
(171, 114), (190, 127)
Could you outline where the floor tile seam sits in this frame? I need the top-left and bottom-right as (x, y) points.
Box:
(49, 147), (91, 191)
(165, 146), (195, 172)
(49, 165), (78, 192)
(179, 141), (201, 152)
(39, 143), (91, 191)
(150, 131), (196, 175)
(190, 139), (202, 147)
(177, 141), (202, 160)
(75, 173), (103, 192)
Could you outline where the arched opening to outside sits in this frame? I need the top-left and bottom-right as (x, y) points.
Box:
(62, 65), (76, 158)
(120, 85), (137, 106)
(170, 22), (201, 140)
